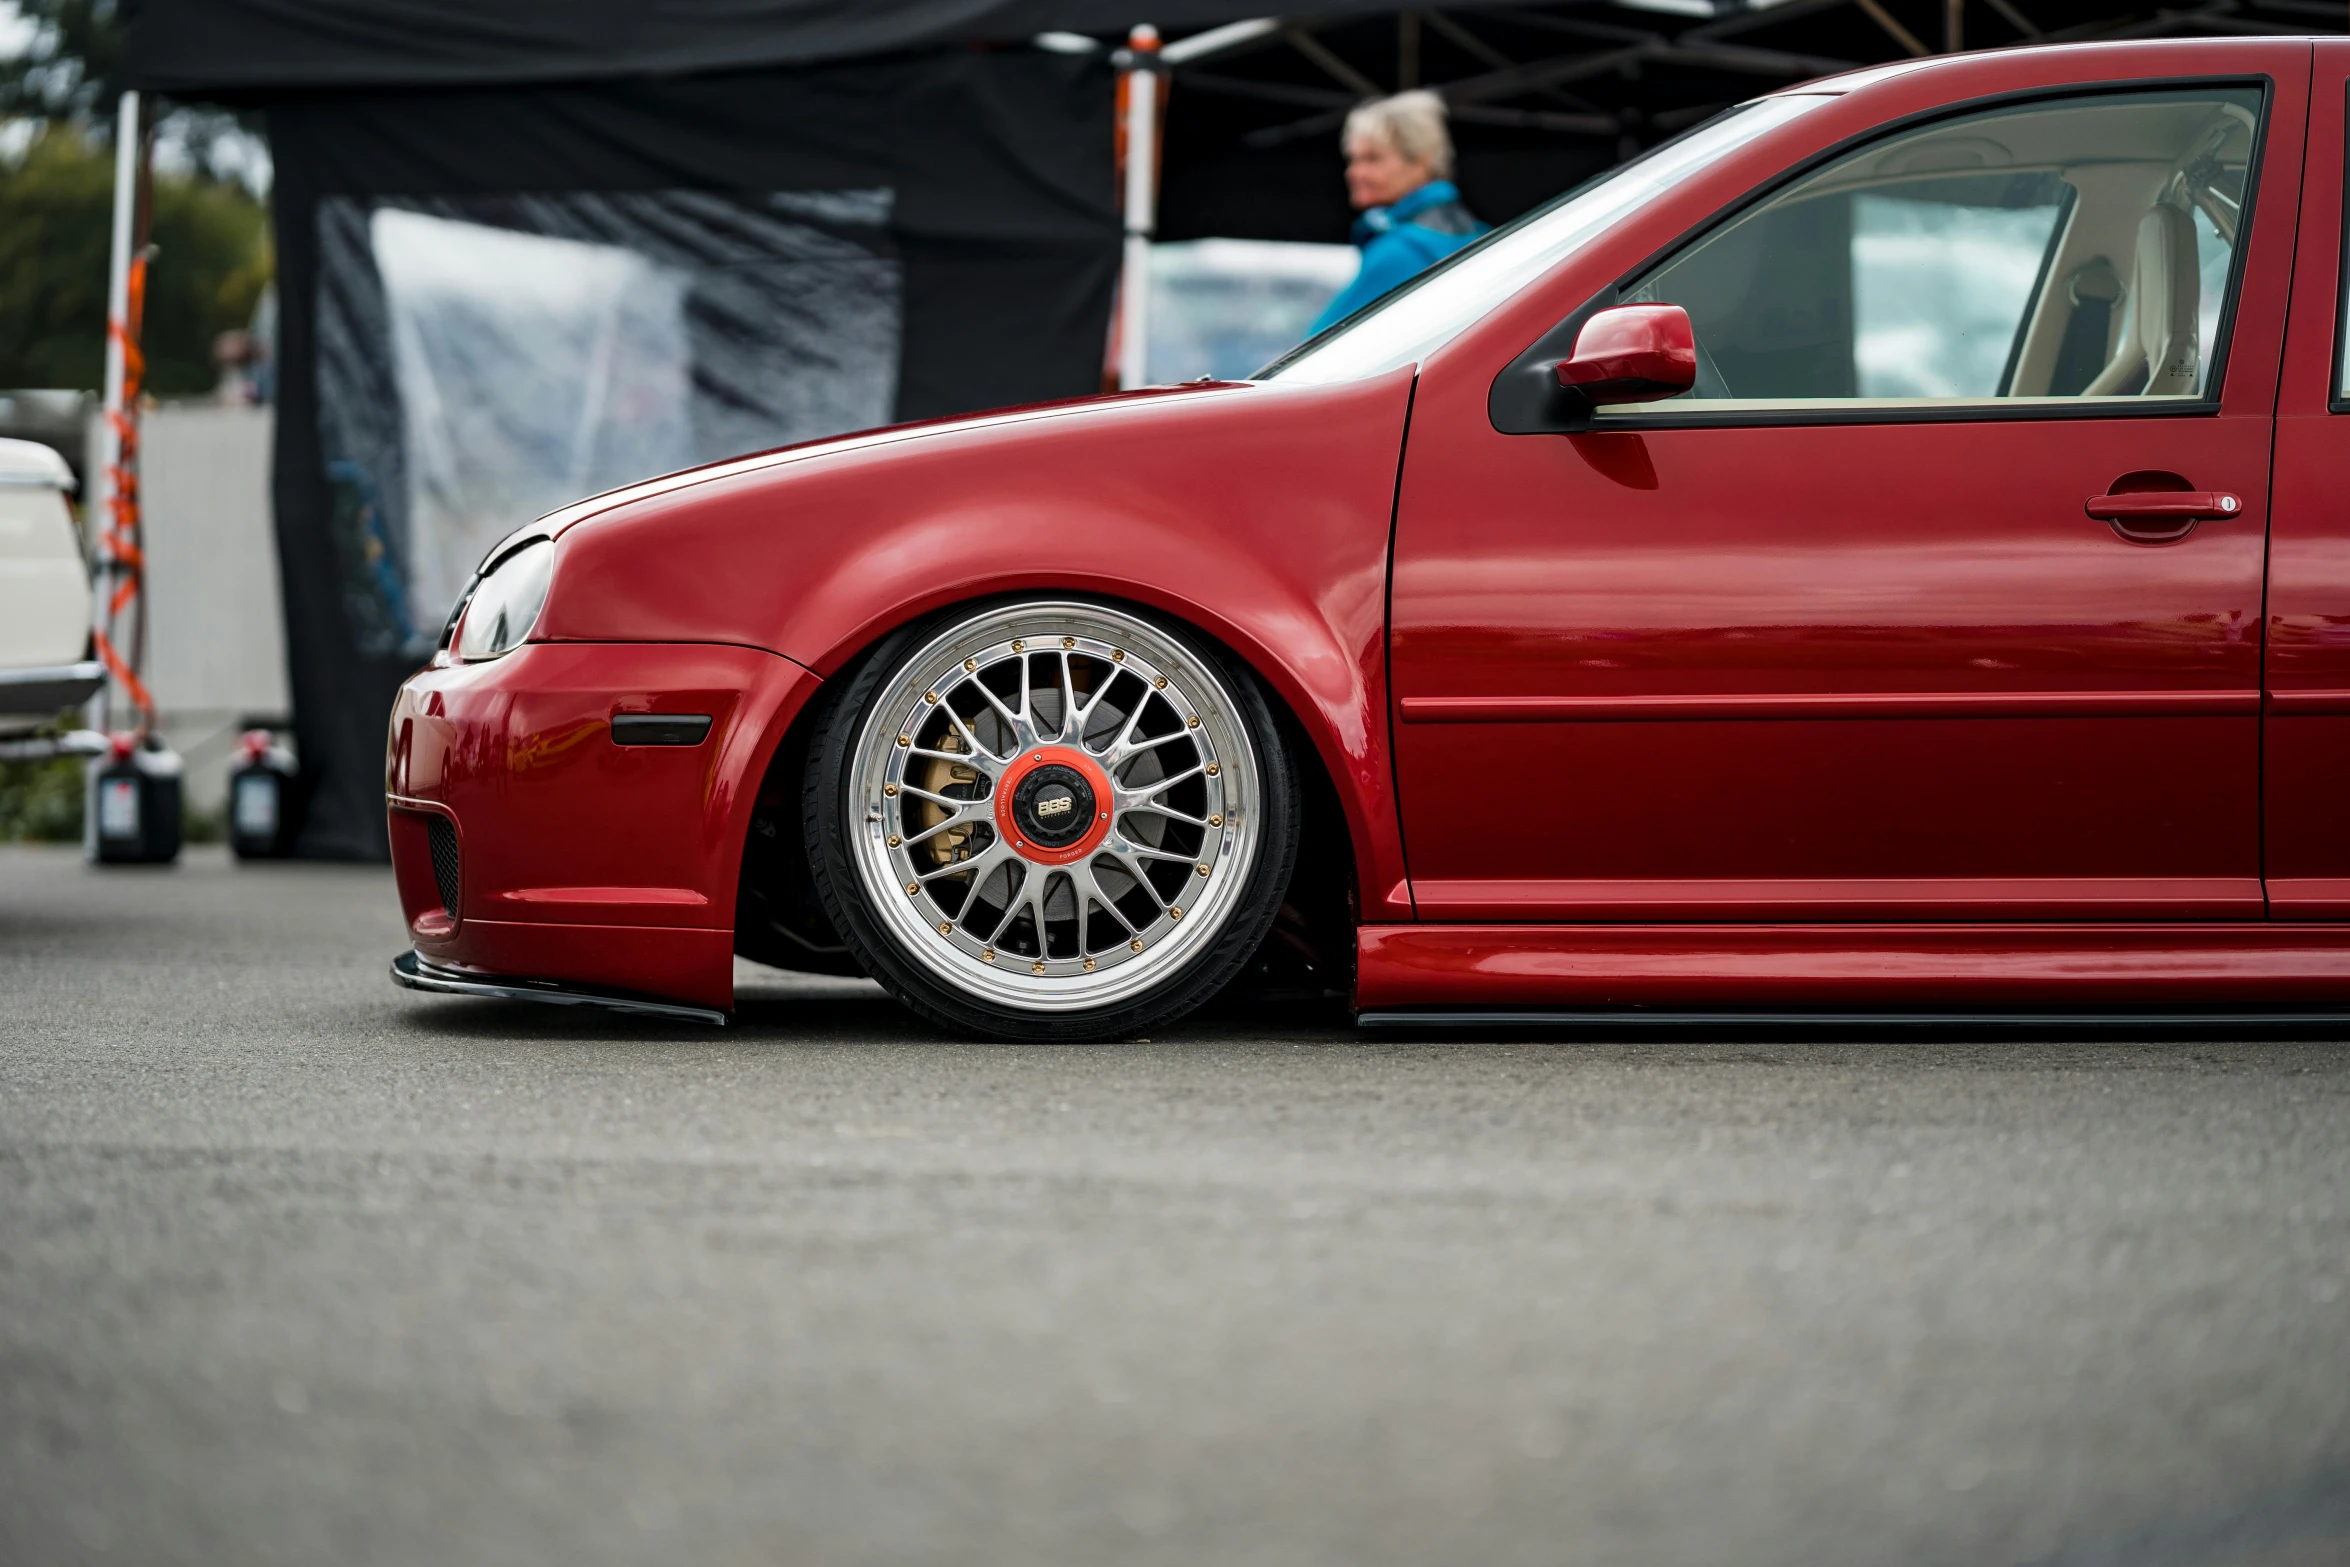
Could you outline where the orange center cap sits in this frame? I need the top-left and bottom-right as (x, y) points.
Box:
(995, 746), (1114, 866)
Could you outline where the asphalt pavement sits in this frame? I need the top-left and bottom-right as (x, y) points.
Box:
(2, 843), (2346, 1566)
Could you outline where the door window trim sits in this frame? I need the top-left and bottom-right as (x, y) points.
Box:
(2329, 95), (2350, 413)
(1491, 74), (2277, 435)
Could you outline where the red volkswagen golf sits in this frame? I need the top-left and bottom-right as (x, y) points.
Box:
(388, 37), (2350, 1038)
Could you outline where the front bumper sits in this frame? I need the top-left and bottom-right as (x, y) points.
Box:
(385, 639), (820, 1012)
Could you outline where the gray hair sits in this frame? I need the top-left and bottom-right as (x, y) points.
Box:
(1343, 90), (1455, 180)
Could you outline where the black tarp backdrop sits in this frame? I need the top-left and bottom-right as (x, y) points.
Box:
(257, 51), (1120, 858)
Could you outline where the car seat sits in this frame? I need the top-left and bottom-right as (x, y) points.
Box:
(2083, 201), (2201, 397)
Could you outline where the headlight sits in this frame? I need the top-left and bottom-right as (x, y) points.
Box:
(454, 538), (554, 661)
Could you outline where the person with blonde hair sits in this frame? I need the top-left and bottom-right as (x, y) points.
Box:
(1307, 89), (1489, 335)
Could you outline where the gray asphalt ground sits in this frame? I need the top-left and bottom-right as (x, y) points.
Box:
(2, 844), (2347, 1566)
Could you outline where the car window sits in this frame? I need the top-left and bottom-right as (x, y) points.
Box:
(1259, 94), (1832, 385)
(1611, 86), (2261, 415)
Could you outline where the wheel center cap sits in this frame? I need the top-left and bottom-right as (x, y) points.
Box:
(995, 748), (1113, 865)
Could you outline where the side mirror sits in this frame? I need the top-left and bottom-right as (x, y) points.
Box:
(1555, 304), (1696, 406)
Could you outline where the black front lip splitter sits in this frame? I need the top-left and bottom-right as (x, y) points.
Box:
(391, 949), (728, 1027)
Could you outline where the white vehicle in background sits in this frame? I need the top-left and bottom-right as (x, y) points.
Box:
(0, 437), (102, 729)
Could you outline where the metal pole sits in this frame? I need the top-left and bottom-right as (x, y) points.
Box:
(90, 88), (140, 738)
(1117, 25), (1161, 391)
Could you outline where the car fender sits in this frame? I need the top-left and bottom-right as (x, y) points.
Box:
(540, 370), (1421, 919)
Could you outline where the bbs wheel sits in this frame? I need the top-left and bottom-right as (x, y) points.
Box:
(806, 599), (1299, 1041)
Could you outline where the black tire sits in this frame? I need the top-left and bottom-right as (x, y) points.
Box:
(805, 597), (1301, 1042)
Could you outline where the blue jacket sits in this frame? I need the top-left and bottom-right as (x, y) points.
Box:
(1307, 180), (1490, 337)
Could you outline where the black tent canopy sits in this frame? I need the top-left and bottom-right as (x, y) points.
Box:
(120, 0), (1400, 90)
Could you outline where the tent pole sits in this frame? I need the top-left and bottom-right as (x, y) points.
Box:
(1117, 25), (1161, 390)
(91, 88), (141, 739)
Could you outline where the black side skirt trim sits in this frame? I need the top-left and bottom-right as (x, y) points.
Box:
(1355, 1008), (2350, 1034)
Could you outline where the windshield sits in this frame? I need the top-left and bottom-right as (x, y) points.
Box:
(1260, 94), (1835, 385)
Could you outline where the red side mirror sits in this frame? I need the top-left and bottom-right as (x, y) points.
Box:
(1555, 304), (1697, 405)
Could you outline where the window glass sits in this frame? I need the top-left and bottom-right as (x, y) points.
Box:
(1615, 86), (2260, 414)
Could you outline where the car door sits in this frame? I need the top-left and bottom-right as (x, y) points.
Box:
(2265, 40), (2350, 916)
(1389, 52), (2306, 922)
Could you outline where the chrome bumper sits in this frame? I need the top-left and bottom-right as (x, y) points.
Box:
(390, 949), (727, 1026)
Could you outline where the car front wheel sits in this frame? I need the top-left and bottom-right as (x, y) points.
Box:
(806, 598), (1299, 1041)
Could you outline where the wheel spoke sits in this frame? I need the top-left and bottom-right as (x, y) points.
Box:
(903, 806), (982, 849)
(940, 700), (1004, 767)
(1055, 652), (1077, 745)
(1078, 864), (1141, 937)
(1107, 849), (1171, 914)
(1105, 728), (1194, 770)
(915, 836), (1005, 883)
(895, 781), (970, 810)
(1023, 867), (1055, 956)
(973, 859), (1026, 942)
(1117, 763), (1205, 803)
(969, 680), (1026, 752)
(1123, 799), (1209, 828)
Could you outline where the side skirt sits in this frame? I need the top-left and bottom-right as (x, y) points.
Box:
(1358, 1008), (2350, 1033)
(1356, 923), (2350, 1010)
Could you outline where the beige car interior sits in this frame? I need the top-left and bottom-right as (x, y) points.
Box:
(1620, 92), (2256, 408)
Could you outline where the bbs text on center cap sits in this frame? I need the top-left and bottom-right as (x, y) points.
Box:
(1011, 764), (1096, 850)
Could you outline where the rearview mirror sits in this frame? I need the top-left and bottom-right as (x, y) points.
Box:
(1555, 304), (1696, 406)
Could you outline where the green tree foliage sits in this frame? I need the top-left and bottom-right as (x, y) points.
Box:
(0, 0), (272, 395)
(0, 0), (123, 124)
(0, 755), (82, 842)
(0, 126), (272, 394)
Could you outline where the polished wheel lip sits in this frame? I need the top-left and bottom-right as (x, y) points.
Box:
(849, 601), (1261, 1013)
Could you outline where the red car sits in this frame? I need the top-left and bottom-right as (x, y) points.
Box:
(389, 37), (2350, 1038)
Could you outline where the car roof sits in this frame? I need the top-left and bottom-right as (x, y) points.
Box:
(1779, 34), (2328, 98)
(0, 437), (76, 491)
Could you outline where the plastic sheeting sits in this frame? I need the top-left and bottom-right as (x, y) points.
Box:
(265, 51), (1116, 858)
(314, 190), (899, 656)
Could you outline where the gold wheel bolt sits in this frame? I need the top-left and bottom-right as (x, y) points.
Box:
(884, 783), (899, 796)
(887, 834), (902, 847)
(1082, 958), (1096, 971)
(1129, 938), (1145, 953)
(1208, 814), (1223, 827)
(963, 657), (977, 672)
(1187, 716), (1200, 729)
(905, 882), (920, 896)
(1031, 960), (1046, 975)
(1153, 676), (1167, 689)
(981, 947), (995, 962)
(924, 691), (939, 704)
(1061, 636), (1075, 648)
(896, 734), (910, 747)
(1011, 639), (1025, 652)
(937, 921), (953, 935)
(1111, 649), (1125, 662)
(1169, 906), (1184, 920)
(1205, 763), (1219, 776)
(1196, 863), (1210, 876)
